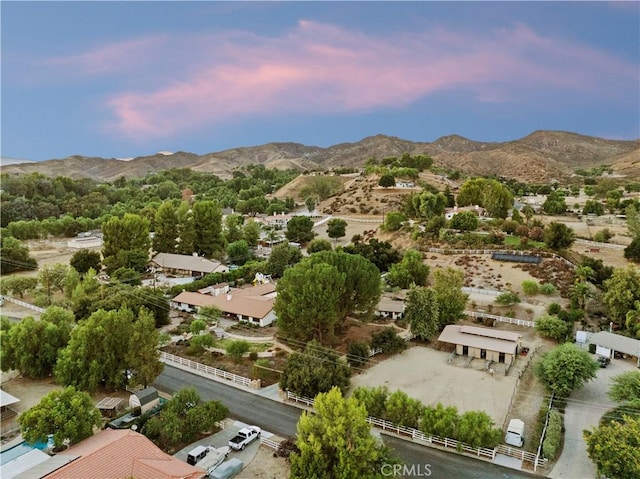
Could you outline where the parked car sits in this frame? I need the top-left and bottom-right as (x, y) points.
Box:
(228, 426), (261, 451)
(186, 445), (210, 465)
(597, 356), (610, 368)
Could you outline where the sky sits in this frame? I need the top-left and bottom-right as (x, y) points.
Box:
(1, 1), (639, 162)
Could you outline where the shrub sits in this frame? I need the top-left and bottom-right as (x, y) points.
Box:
(540, 283), (557, 295)
(522, 280), (539, 296)
(535, 315), (571, 342)
(347, 341), (370, 367)
(528, 226), (545, 242)
(542, 410), (563, 459)
(226, 340), (250, 362)
(370, 328), (407, 355)
(249, 351), (258, 361)
(547, 302), (563, 315)
(495, 291), (521, 306)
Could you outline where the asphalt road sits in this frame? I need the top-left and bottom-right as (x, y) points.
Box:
(153, 365), (540, 479)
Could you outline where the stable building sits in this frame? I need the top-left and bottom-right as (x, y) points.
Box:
(438, 325), (522, 366)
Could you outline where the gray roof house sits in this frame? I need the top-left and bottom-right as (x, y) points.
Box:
(151, 253), (228, 277)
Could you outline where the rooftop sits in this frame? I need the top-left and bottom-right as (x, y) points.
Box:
(438, 325), (521, 355)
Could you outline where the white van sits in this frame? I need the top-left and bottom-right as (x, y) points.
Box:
(505, 419), (525, 447)
(186, 445), (210, 465)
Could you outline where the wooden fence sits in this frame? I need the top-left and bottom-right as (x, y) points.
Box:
(159, 351), (253, 388)
(284, 390), (546, 469)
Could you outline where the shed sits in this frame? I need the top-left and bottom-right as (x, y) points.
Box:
(96, 397), (124, 418)
(438, 324), (522, 366)
(129, 387), (160, 414)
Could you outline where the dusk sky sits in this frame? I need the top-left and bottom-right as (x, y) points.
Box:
(2, 1), (639, 162)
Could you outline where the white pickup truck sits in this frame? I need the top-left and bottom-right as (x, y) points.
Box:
(228, 426), (261, 451)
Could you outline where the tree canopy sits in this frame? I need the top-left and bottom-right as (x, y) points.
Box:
(534, 343), (599, 398)
(280, 341), (351, 398)
(386, 249), (429, 289)
(290, 387), (391, 479)
(584, 415), (640, 479)
(18, 386), (101, 449)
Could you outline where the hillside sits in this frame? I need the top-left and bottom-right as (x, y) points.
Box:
(2, 131), (638, 183)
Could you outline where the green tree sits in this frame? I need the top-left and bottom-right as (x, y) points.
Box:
(153, 201), (178, 253)
(386, 249), (429, 289)
(55, 307), (162, 392)
(544, 222), (576, 250)
(449, 211), (478, 231)
(608, 371), (640, 405)
(307, 238), (333, 253)
(521, 280), (539, 296)
(416, 192), (447, 220)
(1, 307), (74, 377)
(584, 415), (640, 479)
(0, 275), (38, 298)
(535, 343), (599, 398)
(602, 266), (640, 326)
(384, 390), (425, 428)
(535, 315), (571, 342)
(305, 196), (316, 213)
(625, 204), (640, 240)
(326, 218), (347, 244)
(382, 211), (406, 232)
(242, 219), (261, 248)
(299, 176), (343, 201)
(226, 340), (250, 362)
(265, 243), (303, 278)
(192, 200), (224, 257)
(69, 249), (101, 275)
(342, 238), (401, 273)
(224, 214), (245, 244)
(495, 291), (521, 306)
(280, 341), (351, 398)
(421, 403), (459, 439)
(378, 174), (396, 188)
(101, 213), (151, 273)
(404, 287), (440, 340)
(143, 387), (228, 449)
(176, 202), (196, 255)
(346, 341), (370, 368)
(457, 178), (513, 219)
(370, 327), (407, 354)
(456, 411), (502, 448)
(521, 205), (535, 224)
(290, 387), (390, 479)
(227, 239), (251, 266)
(624, 238), (640, 263)
(0, 236), (37, 274)
(275, 262), (345, 343)
(626, 301), (640, 338)
(285, 215), (316, 244)
(432, 267), (468, 326)
(190, 319), (207, 335)
(126, 307), (164, 387)
(18, 386), (101, 449)
(543, 191), (568, 215)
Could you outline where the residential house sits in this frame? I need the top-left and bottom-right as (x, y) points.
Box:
(44, 429), (204, 479)
(150, 253), (228, 277)
(444, 205), (486, 221)
(589, 331), (640, 366)
(171, 283), (277, 327)
(438, 325), (522, 366)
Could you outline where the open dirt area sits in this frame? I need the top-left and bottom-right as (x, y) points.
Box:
(350, 344), (518, 428)
(237, 445), (290, 479)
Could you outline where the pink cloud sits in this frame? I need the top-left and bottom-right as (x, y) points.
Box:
(76, 20), (637, 139)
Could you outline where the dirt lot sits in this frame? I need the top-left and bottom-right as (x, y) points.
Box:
(237, 445), (290, 479)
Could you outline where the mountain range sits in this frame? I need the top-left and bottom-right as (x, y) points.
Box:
(2, 131), (638, 183)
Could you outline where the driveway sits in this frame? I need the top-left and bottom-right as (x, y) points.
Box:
(548, 357), (637, 479)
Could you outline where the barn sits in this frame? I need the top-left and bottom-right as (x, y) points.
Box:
(438, 324), (523, 366)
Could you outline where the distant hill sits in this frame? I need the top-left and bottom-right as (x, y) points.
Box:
(2, 131), (638, 183)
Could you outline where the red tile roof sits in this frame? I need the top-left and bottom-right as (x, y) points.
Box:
(46, 429), (204, 479)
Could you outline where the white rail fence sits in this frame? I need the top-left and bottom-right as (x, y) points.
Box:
(462, 286), (501, 297)
(260, 437), (282, 452)
(159, 351), (253, 388)
(464, 310), (536, 328)
(285, 391), (546, 470)
(3, 296), (44, 313)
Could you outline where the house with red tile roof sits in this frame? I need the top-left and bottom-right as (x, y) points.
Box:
(45, 429), (205, 479)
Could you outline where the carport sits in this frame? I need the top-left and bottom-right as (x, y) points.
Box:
(590, 331), (640, 366)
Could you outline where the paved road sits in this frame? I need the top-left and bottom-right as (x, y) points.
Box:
(153, 365), (540, 479)
(549, 357), (637, 479)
